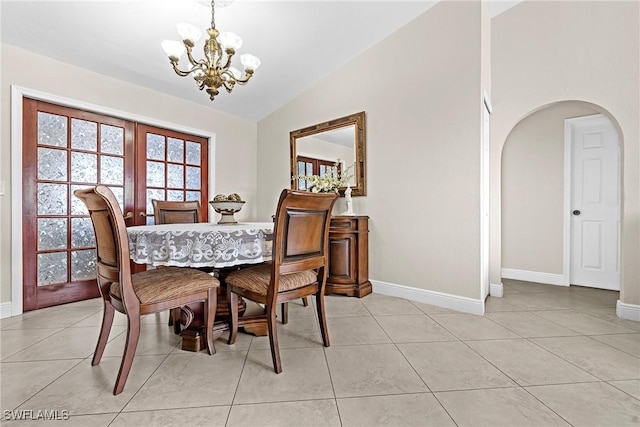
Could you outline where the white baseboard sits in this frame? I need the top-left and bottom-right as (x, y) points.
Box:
(0, 302), (13, 319)
(501, 268), (568, 286)
(490, 282), (504, 298)
(370, 280), (484, 315)
(616, 300), (640, 322)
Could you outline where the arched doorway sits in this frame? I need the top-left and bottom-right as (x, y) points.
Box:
(500, 101), (623, 296)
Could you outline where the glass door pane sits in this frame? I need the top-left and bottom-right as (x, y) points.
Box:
(22, 99), (134, 310)
(136, 124), (209, 225)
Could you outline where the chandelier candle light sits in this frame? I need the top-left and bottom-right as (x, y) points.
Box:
(161, 0), (260, 101)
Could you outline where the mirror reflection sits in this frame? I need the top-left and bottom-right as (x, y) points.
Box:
(290, 111), (366, 196)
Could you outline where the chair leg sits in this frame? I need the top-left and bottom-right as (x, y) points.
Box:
(266, 303), (282, 374)
(302, 297), (309, 307)
(315, 292), (330, 347)
(281, 302), (289, 324)
(227, 287), (239, 345)
(92, 302), (115, 366)
(113, 314), (141, 395)
(169, 308), (182, 334)
(204, 287), (217, 355)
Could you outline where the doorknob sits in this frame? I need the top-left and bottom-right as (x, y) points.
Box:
(139, 212), (147, 218)
(123, 211), (133, 220)
(572, 210), (581, 216)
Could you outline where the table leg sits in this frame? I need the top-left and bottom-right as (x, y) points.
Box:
(178, 266), (270, 351)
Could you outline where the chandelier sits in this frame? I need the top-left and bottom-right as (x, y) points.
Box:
(161, 0), (260, 101)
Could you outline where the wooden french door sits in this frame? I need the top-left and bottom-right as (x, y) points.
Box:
(22, 99), (209, 310)
(135, 124), (209, 226)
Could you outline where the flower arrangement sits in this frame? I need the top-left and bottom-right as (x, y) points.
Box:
(296, 160), (354, 193)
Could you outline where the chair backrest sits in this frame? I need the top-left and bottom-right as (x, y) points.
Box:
(272, 189), (338, 276)
(74, 185), (137, 310)
(152, 199), (202, 224)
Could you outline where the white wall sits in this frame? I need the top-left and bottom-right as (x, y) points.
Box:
(502, 102), (598, 274)
(0, 44), (258, 306)
(257, 1), (484, 302)
(491, 1), (640, 305)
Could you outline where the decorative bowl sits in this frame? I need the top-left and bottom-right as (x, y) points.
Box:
(209, 200), (245, 224)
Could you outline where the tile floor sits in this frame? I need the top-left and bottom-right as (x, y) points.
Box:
(1, 279), (639, 426)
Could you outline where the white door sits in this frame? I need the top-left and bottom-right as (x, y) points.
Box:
(569, 114), (620, 290)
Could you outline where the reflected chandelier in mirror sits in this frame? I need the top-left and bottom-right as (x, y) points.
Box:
(290, 111), (366, 196)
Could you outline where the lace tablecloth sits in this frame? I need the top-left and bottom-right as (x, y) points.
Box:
(127, 222), (273, 268)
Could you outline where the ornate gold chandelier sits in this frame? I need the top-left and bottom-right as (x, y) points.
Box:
(161, 0), (260, 101)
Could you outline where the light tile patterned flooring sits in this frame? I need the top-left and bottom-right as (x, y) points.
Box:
(1, 279), (639, 426)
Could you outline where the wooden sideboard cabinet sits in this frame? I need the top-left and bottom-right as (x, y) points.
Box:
(326, 215), (371, 297)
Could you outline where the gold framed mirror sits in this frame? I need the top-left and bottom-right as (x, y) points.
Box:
(290, 111), (366, 196)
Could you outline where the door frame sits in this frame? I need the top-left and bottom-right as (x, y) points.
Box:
(563, 113), (620, 288)
(10, 85), (216, 316)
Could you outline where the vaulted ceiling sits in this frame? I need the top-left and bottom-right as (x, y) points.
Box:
(1, 1), (522, 122)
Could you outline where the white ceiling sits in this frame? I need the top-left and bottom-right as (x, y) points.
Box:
(1, 0), (522, 122)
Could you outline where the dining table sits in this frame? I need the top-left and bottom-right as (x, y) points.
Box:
(127, 221), (274, 351)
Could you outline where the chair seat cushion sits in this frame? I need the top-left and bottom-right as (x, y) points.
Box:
(226, 264), (317, 295)
(109, 267), (219, 305)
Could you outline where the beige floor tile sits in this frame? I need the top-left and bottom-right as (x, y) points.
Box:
(69, 310), (166, 328)
(533, 310), (637, 335)
(484, 293), (547, 312)
(250, 315), (323, 350)
(0, 359), (82, 411)
(591, 333), (640, 357)
(564, 290), (619, 309)
(0, 413), (117, 426)
(326, 344), (428, 398)
(234, 347), (333, 404)
(2, 286), (636, 423)
(514, 292), (588, 310)
(1, 328), (62, 360)
(283, 298), (318, 318)
(526, 382), (640, 427)
(102, 323), (180, 357)
(5, 326), (126, 362)
(608, 379), (640, 400)
(16, 356), (166, 414)
(227, 399), (340, 427)
(398, 341), (516, 391)
(582, 308), (640, 332)
(429, 313), (519, 340)
(411, 301), (460, 315)
(323, 295), (370, 317)
(337, 393), (455, 426)
(208, 330), (254, 353)
(502, 279), (564, 294)
(435, 387), (570, 426)
(531, 335), (640, 380)
(0, 315), (24, 329)
(375, 314), (456, 343)
(124, 351), (245, 411)
(113, 406), (230, 427)
(485, 311), (580, 338)
(326, 316), (390, 346)
(361, 293), (423, 315)
(467, 339), (598, 386)
(3, 306), (102, 330)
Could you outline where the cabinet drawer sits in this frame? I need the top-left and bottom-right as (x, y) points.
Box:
(330, 217), (357, 231)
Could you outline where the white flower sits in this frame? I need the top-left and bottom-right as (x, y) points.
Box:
(295, 161), (354, 193)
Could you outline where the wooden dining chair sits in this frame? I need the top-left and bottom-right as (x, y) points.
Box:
(74, 186), (220, 395)
(225, 189), (338, 373)
(152, 199), (209, 332)
(152, 199), (201, 225)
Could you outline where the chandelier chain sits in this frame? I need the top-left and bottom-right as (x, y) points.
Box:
(210, 0), (216, 30)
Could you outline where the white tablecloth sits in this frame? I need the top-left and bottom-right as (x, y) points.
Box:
(127, 222), (273, 268)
